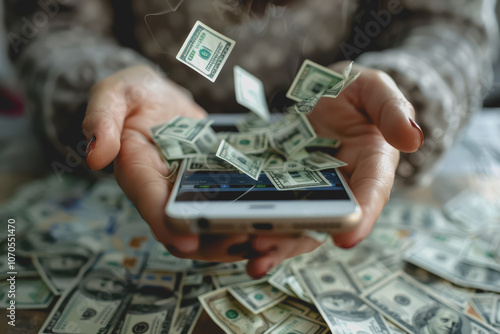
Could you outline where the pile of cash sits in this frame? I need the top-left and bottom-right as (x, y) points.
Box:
(2, 176), (500, 334)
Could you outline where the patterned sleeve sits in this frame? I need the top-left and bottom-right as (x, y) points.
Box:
(4, 0), (155, 165)
(352, 0), (499, 188)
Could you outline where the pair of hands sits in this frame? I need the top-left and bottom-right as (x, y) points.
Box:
(83, 63), (423, 278)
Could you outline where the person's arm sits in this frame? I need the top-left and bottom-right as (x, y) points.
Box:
(353, 0), (499, 187)
(4, 0), (155, 166)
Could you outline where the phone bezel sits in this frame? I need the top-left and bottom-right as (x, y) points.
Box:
(165, 159), (361, 234)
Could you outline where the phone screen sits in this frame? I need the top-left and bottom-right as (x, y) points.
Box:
(174, 168), (350, 202)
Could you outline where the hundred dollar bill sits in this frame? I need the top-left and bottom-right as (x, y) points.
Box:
(288, 148), (310, 161)
(285, 62), (359, 114)
(364, 226), (414, 256)
(493, 297), (500, 326)
(269, 114), (316, 157)
(470, 294), (496, 324)
(321, 61), (360, 99)
(32, 246), (97, 295)
(235, 113), (273, 133)
(376, 199), (457, 233)
(0, 278), (54, 309)
(363, 273), (500, 334)
(216, 140), (266, 180)
(404, 236), (500, 292)
(219, 132), (269, 155)
(234, 65), (270, 122)
(199, 288), (310, 334)
(146, 242), (192, 272)
(322, 70), (360, 99)
(387, 323), (406, 334)
(263, 313), (329, 334)
(306, 137), (341, 150)
(293, 261), (391, 334)
(403, 262), (472, 312)
(171, 274), (213, 334)
(286, 59), (344, 102)
(190, 260), (247, 275)
(442, 190), (500, 234)
(461, 238), (500, 271)
(285, 93), (323, 115)
(176, 21), (235, 82)
(154, 137), (199, 160)
(113, 271), (183, 334)
(293, 261), (361, 297)
(193, 124), (219, 154)
(269, 242), (337, 301)
(264, 153), (287, 171)
(212, 272), (254, 289)
(154, 116), (214, 144)
(39, 267), (132, 334)
(348, 259), (392, 290)
(265, 170), (330, 191)
(228, 279), (288, 314)
(186, 155), (236, 171)
(287, 60), (342, 101)
(282, 160), (307, 173)
(301, 151), (348, 171)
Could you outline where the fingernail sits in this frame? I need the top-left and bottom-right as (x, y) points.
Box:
(408, 117), (424, 149)
(85, 136), (96, 157)
(337, 241), (360, 250)
(227, 242), (252, 255)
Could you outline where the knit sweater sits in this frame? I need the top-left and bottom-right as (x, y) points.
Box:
(4, 0), (499, 186)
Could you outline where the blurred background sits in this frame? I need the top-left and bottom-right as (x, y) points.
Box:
(1, 0), (500, 197)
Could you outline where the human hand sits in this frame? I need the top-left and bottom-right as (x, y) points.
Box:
(246, 62), (423, 275)
(82, 66), (268, 269)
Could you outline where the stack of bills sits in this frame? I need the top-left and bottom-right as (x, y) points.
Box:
(1, 173), (500, 334)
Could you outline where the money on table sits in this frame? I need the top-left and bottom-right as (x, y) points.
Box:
(3, 173), (500, 334)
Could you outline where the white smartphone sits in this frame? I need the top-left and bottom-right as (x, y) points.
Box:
(165, 114), (361, 234)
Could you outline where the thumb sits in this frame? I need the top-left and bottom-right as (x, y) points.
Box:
(82, 82), (128, 170)
(356, 70), (424, 153)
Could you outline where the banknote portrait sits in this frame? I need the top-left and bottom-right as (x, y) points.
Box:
(80, 269), (129, 301)
(317, 291), (376, 321)
(413, 304), (470, 334)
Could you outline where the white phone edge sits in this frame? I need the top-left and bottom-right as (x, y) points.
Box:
(164, 114), (361, 234)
